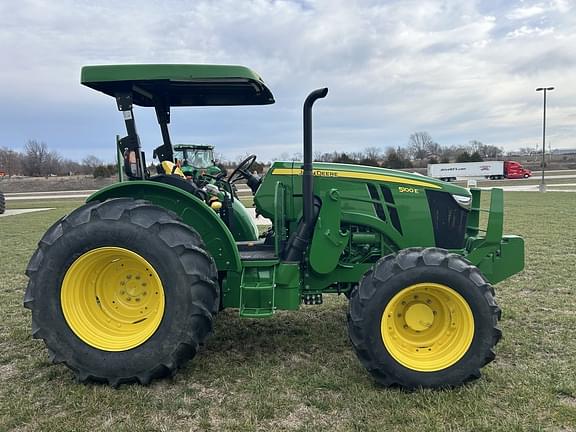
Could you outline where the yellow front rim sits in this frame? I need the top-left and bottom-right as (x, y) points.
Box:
(381, 283), (474, 372)
(61, 247), (165, 351)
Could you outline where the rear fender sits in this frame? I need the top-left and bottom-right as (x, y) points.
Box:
(87, 181), (241, 272)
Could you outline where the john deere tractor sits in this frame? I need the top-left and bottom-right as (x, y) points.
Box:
(25, 65), (524, 388)
(171, 144), (223, 181)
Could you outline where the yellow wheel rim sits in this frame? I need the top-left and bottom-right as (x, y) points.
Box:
(61, 247), (165, 351)
(381, 283), (474, 372)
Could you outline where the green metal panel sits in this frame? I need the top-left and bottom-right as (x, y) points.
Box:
(81, 64), (274, 106)
(464, 188), (525, 284)
(309, 189), (350, 274)
(273, 181), (288, 255)
(86, 181), (241, 272)
(257, 161), (451, 248)
(274, 263), (301, 310)
(475, 235), (525, 284)
(222, 260), (300, 313)
(221, 271), (242, 308)
(465, 188), (504, 264)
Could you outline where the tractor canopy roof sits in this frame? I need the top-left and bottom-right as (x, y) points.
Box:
(81, 64), (275, 107)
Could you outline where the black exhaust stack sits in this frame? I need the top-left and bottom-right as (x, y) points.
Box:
(303, 88), (328, 226)
(283, 88), (328, 262)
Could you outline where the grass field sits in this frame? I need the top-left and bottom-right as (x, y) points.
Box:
(452, 176), (576, 188)
(1, 194), (575, 431)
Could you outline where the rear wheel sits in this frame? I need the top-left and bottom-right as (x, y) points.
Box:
(24, 198), (219, 386)
(0, 191), (5, 214)
(347, 247), (501, 389)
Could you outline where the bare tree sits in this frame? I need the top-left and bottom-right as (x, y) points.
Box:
(0, 147), (23, 176)
(60, 158), (83, 175)
(359, 146), (381, 166)
(408, 132), (434, 161)
(383, 146), (412, 169)
(468, 140), (483, 153)
(22, 140), (49, 176)
(425, 141), (442, 158)
(82, 155), (103, 170)
(45, 151), (62, 175)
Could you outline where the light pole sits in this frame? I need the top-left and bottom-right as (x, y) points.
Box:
(536, 86), (554, 192)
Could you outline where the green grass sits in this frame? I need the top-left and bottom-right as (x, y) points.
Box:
(1, 194), (575, 431)
(547, 185), (576, 191)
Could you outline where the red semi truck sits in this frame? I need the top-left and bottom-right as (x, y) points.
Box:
(427, 160), (532, 181)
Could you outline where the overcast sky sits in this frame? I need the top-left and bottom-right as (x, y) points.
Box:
(0, 0), (574, 163)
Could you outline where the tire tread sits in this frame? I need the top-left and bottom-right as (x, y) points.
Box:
(347, 247), (501, 389)
(24, 198), (219, 386)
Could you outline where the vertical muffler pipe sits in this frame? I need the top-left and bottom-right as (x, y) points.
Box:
(303, 88), (328, 226)
(283, 88), (328, 262)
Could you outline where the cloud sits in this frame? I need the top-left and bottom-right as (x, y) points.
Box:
(506, 25), (555, 39)
(506, 4), (547, 20)
(0, 0), (575, 162)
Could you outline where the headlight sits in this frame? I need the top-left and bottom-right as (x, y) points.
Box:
(452, 194), (472, 210)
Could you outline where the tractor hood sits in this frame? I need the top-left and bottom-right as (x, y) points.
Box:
(269, 161), (470, 196)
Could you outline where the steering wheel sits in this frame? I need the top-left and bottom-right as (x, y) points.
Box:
(228, 154), (257, 184)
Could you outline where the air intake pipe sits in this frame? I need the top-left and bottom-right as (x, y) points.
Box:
(303, 88), (328, 226)
(283, 88), (328, 263)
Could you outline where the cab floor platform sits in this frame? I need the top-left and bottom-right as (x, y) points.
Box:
(237, 240), (277, 260)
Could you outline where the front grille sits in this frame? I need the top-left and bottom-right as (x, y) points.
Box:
(425, 190), (468, 249)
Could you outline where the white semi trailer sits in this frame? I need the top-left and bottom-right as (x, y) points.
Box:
(427, 160), (531, 181)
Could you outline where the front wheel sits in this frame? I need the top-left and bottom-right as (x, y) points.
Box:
(347, 248), (501, 389)
(24, 198), (219, 386)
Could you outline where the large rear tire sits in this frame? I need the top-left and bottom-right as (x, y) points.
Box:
(24, 198), (219, 386)
(347, 247), (501, 389)
(0, 191), (5, 214)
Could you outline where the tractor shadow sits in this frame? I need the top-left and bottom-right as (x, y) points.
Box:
(203, 298), (352, 360)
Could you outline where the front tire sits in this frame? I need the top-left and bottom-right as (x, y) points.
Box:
(347, 248), (501, 389)
(24, 198), (219, 386)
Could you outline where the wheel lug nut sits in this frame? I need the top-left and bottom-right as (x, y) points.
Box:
(127, 275), (132, 279)
(120, 281), (125, 286)
(120, 290), (125, 295)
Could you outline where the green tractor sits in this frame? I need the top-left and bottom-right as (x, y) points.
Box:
(170, 143), (223, 180)
(25, 65), (524, 389)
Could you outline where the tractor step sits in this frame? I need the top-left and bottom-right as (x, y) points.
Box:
(239, 264), (276, 317)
